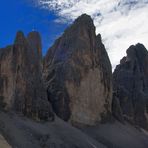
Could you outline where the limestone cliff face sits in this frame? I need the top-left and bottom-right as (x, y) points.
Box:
(0, 31), (53, 120)
(44, 14), (112, 125)
(113, 43), (148, 130)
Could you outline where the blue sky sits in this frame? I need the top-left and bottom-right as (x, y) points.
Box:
(0, 0), (148, 68)
(0, 0), (68, 55)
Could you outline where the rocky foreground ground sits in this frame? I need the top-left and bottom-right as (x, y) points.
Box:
(0, 112), (148, 148)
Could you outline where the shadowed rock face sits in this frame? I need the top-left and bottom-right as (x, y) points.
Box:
(113, 43), (148, 129)
(43, 14), (112, 125)
(0, 31), (53, 120)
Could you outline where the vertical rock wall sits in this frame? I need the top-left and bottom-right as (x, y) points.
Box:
(0, 31), (53, 120)
(44, 14), (112, 125)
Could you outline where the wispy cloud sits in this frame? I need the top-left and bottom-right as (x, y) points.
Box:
(37, 0), (148, 69)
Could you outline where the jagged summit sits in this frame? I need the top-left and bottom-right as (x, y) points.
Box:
(126, 43), (148, 63)
(113, 43), (148, 130)
(27, 31), (42, 58)
(14, 31), (27, 45)
(62, 14), (95, 35)
(0, 31), (53, 120)
(27, 31), (42, 47)
(45, 14), (96, 63)
(74, 13), (94, 25)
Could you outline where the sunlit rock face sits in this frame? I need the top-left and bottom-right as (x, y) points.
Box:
(44, 14), (112, 125)
(113, 43), (148, 130)
(0, 31), (53, 120)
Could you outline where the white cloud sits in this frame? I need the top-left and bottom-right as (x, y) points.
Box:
(37, 0), (148, 69)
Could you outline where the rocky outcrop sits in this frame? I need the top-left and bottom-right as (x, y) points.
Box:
(43, 14), (112, 125)
(113, 43), (148, 129)
(0, 31), (53, 120)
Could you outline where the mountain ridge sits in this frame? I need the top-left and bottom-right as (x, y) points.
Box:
(0, 14), (148, 148)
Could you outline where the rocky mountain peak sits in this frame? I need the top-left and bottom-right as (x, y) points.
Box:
(0, 31), (54, 121)
(62, 13), (95, 37)
(74, 13), (94, 26)
(126, 43), (148, 62)
(44, 14), (112, 126)
(27, 31), (42, 58)
(14, 31), (27, 45)
(113, 43), (148, 130)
